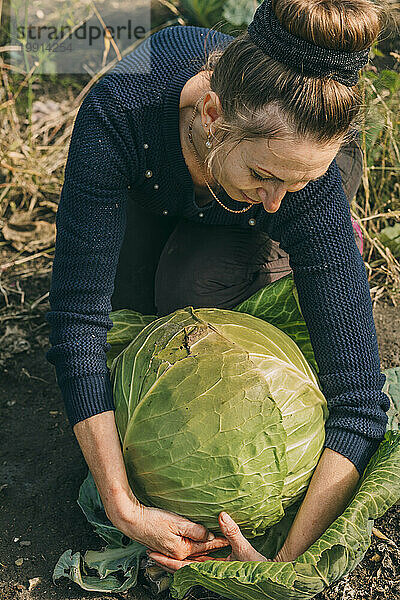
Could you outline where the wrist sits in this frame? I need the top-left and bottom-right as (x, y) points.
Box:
(273, 544), (297, 562)
(104, 481), (141, 510)
(103, 484), (142, 522)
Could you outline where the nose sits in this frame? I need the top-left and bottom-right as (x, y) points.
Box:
(256, 185), (287, 213)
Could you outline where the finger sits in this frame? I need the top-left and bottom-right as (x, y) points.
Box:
(190, 555), (226, 562)
(186, 555), (231, 562)
(186, 543), (230, 558)
(218, 512), (252, 554)
(179, 520), (211, 542)
(151, 561), (175, 575)
(186, 535), (230, 556)
(188, 535), (228, 548)
(149, 552), (195, 572)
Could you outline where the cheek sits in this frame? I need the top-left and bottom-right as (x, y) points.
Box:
(226, 165), (248, 185)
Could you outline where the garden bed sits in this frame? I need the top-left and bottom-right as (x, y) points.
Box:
(0, 267), (399, 600)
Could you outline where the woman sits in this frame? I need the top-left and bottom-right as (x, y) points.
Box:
(46, 0), (390, 569)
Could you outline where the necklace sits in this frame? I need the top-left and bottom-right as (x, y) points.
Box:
(187, 96), (253, 214)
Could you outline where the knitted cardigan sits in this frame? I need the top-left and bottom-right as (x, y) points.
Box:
(46, 25), (389, 475)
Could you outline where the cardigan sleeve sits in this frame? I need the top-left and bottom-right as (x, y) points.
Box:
(269, 159), (389, 475)
(45, 80), (138, 427)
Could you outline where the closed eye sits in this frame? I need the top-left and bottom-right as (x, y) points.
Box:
(250, 169), (272, 182)
(250, 168), (323, 184)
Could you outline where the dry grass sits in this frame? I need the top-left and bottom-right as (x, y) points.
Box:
(350, 56), (400, 306)
(0, 2), (399, 308)
(0, 3), (180, 310)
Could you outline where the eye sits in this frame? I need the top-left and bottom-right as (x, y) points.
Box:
(250, 169), (272, 182)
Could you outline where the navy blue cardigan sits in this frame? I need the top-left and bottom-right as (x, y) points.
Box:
(46, 25), (389, 475)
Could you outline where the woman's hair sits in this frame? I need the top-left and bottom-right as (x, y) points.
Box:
(198, 0), (388, 178)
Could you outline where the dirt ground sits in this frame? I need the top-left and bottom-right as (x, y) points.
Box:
(0, 267), (399, 600)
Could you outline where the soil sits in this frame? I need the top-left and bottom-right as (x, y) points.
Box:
(0, 268), (399, 600)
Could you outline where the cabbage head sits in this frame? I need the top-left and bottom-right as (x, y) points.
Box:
(53, 276), (400, 599)
(113, 306), (327, 537)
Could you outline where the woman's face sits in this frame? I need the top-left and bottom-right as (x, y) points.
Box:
(212, 136), (342, 214)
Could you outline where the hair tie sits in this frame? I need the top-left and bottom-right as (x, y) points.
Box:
(247, 0), (370, 86)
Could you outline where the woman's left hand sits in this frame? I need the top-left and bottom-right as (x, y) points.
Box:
(147, 511), (269, 573)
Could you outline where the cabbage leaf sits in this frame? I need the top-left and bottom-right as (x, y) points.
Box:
(53, 275), (400, 598)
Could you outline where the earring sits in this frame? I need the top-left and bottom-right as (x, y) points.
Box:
(205, 128), (213, 148)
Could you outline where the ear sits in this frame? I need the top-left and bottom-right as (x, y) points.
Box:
(202, 91), (223, 125)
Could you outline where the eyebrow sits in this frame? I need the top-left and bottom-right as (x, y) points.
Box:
(254, 165), (321, 183)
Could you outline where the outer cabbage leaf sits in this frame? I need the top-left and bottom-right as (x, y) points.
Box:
(234, 275), (318, 373)
(53, 431), (400, 597)
(77, 470), (128, 548)
(384, 367), (400, 431)
(53, 471), (147, 592)
(106, 309), (157, 369)
(171, 431), (400, 600)
(53, 546), (145, 593)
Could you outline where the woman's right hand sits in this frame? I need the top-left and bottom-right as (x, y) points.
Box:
(148, 512), (269, 573)
(104, 488), (230, 560)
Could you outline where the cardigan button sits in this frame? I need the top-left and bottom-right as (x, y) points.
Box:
(199, 212), (204, 218)
(163, 210), (168, 215)
(143, 143), (149, 149)
(145, 170), (153, 178)
(248, 218), (256, 226)
(154, 184), (159, 190)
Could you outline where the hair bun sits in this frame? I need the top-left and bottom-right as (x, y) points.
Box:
(247, 0), (379, 85)
(202, 0), (386, 145)
(272, 0), (383, 52)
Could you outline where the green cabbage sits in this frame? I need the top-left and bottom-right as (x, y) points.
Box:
(113, 307), (326, 536)
(53, 275), (400, 599)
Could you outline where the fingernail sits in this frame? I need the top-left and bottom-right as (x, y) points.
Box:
(207, 532), (215, 541)
(220, 512), (230, 524)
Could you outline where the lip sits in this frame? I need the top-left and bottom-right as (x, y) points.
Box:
(241, 191), (261, 204)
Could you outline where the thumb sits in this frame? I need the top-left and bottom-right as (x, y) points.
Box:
(218, 512), (250, 552)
